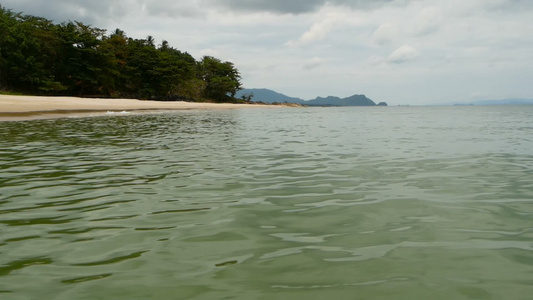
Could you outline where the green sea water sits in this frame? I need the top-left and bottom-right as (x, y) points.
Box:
(0, 106), (532, 299)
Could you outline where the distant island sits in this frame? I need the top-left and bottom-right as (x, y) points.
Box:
(236, 88), (387, 107)
(451, 99), (533, 106)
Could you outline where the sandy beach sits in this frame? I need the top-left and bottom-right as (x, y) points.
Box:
(0, 95), (270, 121)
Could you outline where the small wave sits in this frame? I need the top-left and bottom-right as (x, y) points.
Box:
(106, 111), (130, 115)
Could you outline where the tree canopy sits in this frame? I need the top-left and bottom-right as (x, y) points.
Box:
(0, 5), (243, 102)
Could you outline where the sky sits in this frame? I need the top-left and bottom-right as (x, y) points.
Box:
(3, 0), (533, 105)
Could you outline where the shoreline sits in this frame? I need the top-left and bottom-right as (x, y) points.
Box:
(0, 95), (273, 121)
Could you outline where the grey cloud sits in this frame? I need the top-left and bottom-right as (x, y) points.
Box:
(2, 0), (410, 24)
(209, 0), (403, 14)
(484, 0), (533, 11)
(1, 0), (128, 25)
(1, 0), (207, 29)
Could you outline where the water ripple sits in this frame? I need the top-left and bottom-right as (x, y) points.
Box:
(71, 250), (149, 267)
(0, 107), (532, 299)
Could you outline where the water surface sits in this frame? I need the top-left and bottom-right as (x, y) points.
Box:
(1, 106), (532, 299)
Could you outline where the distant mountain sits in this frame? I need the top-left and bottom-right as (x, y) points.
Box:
(305, 95), (377, 106)
(444, 98), (533, 106)
(471, 99), (533, 105)
(236, 88), (303, 104)
(236, 88), (382, 106)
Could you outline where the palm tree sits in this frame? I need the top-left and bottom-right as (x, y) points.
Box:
(160, 40), (170, 51)
(111, 28), (125, 38)
(146, 35), (155, 47)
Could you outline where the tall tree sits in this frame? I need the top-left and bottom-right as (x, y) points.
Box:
(55, 21), (107, 96)
(99, 28), (131, 96)
(199, 56), (242, 102)
(0, 7), (64, 93)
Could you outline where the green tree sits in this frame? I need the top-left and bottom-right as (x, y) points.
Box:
(125, 37), (160, 98)
(99, 28), (131, 97)
(54, 21), (109, 96)
(155, 44), (197, 100)
(0, 6), (64, 93)
(199, 56), (242, 102)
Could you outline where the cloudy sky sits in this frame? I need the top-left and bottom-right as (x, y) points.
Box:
(3, 0), (533, 104)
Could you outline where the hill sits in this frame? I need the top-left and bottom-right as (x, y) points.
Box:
(471, 99), (533, 105)
(441, 98), (533, 106)
(236, 88), (382, 106)
(305, 95), (376, 106)
(236, 88), (303, 104)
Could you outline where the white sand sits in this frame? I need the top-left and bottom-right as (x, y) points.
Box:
(0, 95), (271, 121)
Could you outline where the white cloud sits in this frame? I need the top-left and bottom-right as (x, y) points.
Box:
(304, 57), (324, 69)
(414, 7), (441, 36)
(288, 17), (339, 46)
(387, 45), (420, 63)
(364, 55), (386, 66)
(286, 5), (364, 47)
(372, 23), (399, 45)
(138, 0), (204, 18)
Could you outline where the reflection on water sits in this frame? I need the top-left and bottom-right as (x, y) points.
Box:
(0, 106), (532, 299)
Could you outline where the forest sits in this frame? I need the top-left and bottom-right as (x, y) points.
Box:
(0, 5), (243, 102)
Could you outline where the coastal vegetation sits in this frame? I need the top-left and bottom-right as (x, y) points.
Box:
(0, 6), (242, 102)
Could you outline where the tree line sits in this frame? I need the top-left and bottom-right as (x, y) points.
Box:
(0, 6), (243, 102)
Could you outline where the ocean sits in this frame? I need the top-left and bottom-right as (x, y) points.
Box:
(0, 106), (532, 299)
